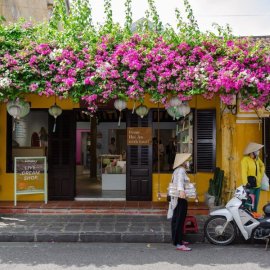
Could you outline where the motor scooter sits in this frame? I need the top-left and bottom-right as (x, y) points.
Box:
(204, 185), (270, 250)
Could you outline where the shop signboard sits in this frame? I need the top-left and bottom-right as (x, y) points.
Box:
(127, 127), (152, 145)
(14, 157), (47, 206)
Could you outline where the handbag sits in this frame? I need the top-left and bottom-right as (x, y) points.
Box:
(261, 173), (269, 191)
(247, 176), (257, 188)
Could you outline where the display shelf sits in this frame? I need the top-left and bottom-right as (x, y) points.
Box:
(177, 113), (193, 154)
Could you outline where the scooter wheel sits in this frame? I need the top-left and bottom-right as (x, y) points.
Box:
(204, 215), (236, 246)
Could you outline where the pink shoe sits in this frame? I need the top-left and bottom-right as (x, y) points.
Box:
(182, 241), (190, 245)
(176, 245), (192, 251)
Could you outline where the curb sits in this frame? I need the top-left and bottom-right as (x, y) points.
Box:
(0, 232), (204, 243)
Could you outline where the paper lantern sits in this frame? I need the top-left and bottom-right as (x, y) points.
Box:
(114, 99), (127, 126)
(135, 104), (149, 118)
(49, 103), (62, 132)
(169, 96), (182, 108)
(7, 100), (30, 131)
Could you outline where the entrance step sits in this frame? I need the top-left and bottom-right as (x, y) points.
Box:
(0, 201), (209, 215)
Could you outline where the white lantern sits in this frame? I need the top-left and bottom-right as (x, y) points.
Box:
(49, 103), (62, 132)
(181, 102), (191, 117)
(166, 106), (183, 120)
(174, 106), (183, 120)
(7, 100), (30, 119)
(7, 102), (21, 119)
(7, 100), (30, 131)
(19, 101), (30, 118)
(169, 96), (182, 108)
(114, 99), (127, 126)
(166, 107), (175, 118)
(135, 104), (149, 118)
(114, 99), (127, 112)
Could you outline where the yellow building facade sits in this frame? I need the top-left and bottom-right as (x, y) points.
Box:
(0, 94), (268, 213)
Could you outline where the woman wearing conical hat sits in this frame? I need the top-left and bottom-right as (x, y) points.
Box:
(241, 142), (265, 212)
(167, 153), (192, 251)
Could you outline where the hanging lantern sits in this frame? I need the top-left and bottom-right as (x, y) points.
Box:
(7, 100), (30, 119)
(167, 106), (176, 118)
(19, 101), (30, 118)
(169, 96), (182, 108)
(7, 100), (30, 131)
(166, 106), (183, 120)
(135, 104), (149, 118)
(7, 102), (21, 119)
(174, 106), (183, 120)
(181, 102), (191, 117)
(49, 103), (62, 132)
(114, 99), (127, 126)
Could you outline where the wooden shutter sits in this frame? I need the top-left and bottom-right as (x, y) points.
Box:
(48, 110), (76, 200)
(126, 110), (152, 201)
(195, 109), (216, 172)
(6, 113), (13, 172)
(263, 118), (270, 176)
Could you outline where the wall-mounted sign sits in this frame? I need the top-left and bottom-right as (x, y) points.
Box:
(127, 127), (152, 145)
(14, 157), (47, 206)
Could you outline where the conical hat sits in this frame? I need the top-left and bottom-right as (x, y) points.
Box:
(173, 153), (192, 169)
(243, 142), (264, 155)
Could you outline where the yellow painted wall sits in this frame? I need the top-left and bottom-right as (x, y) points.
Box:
(152, 172), (213, 203)
(219, 105), (269, 213)
(0, 95), (78, 201)
(1, 94), (269, 212)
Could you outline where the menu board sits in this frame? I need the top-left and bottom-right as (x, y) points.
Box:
(14, 157), (47, 206)
(127, 127), (152, 145)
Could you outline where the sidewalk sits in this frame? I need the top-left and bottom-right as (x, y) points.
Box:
(0, 214), (207, 243)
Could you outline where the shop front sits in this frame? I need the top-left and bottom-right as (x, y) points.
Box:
(0, 94), (218, 203)
(1, 93), (269, 212)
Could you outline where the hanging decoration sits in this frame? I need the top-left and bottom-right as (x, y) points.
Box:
(114, 99), (127, 126)
(132, 100), (136, 114)
(169, 96), (182, 108)
(166, 97), (190, 120)
(181, 102), (191, 117)
(49, 97), (62, 132)
(7, 100), (30, 131)
(135, 104), (149, 118)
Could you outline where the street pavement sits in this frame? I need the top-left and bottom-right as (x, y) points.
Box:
(0, 214), (207, 243)
(0, 242), (268, 270)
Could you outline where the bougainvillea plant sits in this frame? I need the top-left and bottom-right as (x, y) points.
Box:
(0, 0), (269, 112)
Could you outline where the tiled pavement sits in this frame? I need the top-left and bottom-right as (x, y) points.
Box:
(0, 201), (208, 243)
(0, 214), (207, 243)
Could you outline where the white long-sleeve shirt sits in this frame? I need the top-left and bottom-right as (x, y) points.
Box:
(172, 167), (189, 192)
(167, 166), (189, 219)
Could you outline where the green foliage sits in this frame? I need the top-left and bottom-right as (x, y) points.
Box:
(2, 0), (268, 107)
(124, 0), (133, 36)
(0, 0), (238, 54)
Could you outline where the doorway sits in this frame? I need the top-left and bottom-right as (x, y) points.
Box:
(75, 110), (127, 200)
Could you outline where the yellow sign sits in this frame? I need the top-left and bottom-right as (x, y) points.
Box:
(127, 127), (152, 145)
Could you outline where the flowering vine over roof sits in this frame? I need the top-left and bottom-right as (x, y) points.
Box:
(0, 0), (269, 111)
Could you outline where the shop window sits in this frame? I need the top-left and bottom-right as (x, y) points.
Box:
(152, 110), (194, 173)
(152, 109), (216, 173)
(6, 110), (48, 173)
